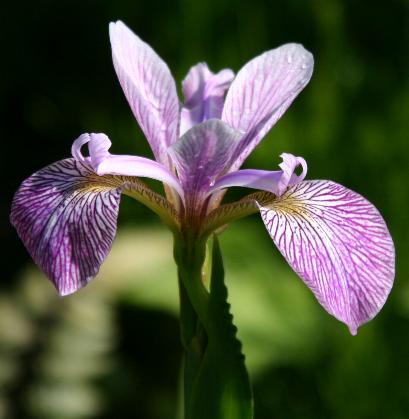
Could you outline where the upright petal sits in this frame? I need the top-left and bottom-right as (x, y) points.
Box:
(109, 21), (179, 166)
(10, 159), (124, 295)
(180, 63), (234, 135)
(258, 180), (395, 334)
(71, 133), (184, 199)
(168, 120), (242, 210)
(222, 44), (313, 170)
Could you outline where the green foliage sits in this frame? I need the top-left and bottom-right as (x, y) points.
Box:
(183, 236), (253, 419)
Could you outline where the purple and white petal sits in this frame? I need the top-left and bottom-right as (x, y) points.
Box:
(109, 21), (179, 167)
(10, 159), (125, 296)
(222, 44), (313, 170)
(209, 152), (307, 196)
(72, 133), (184, 199)
(168, 119), (241, 207)
(258, 180), (395, 334)
(180, 63), (234, 135)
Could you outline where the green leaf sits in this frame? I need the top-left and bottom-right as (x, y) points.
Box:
(187, 235), (253, 419)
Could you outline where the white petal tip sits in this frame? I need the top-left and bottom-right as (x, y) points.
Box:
(109, 20), (134, 43)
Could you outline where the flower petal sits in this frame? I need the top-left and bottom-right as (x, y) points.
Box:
(222, 43), (313, 170)
(210, 169), (283, 194)
(258, 180), (395, 334)
(109, 21), (179, 166)
(168, 120), (242, 207)
(278, 153), (308, 193)
(180, 63), (234, 135)
(10, 159), (124, 295)
(209, 152), (307, 196)
(72, 133), (184, 199)
(11, 158), (180, 296)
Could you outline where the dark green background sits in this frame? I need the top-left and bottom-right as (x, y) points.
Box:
(1, 1), (408, 418)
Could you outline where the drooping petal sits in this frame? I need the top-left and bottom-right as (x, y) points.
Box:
(209, 152), (307, 196)
(258, 180), (395, 334)
(180, 63), (234, 135)
(71, 133), (184, 199)
(109, 21), (179, 166)
(10, 159), (124, 296)
(11, 159), (179, 296)
(168, 120), (242, 208)
(222, 44), (313, 170)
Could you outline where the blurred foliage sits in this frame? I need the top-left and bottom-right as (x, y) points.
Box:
(1, 0), (409, 418)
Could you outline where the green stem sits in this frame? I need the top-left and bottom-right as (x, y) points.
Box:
(174, 234), (253, 419)
(174, 235), (208, 419)
(174, 235), (210, 329)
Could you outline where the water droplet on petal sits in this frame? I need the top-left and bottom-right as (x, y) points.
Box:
(287, 54), (293, 64)
(301, 63), (308, 69)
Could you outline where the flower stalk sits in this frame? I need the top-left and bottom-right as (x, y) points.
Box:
(174, 234), (253, 419)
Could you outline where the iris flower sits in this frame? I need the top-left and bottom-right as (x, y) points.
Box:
(11, 21), (394, 335)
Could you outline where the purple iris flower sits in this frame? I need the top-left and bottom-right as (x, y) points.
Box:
(11, 21), (394, 335)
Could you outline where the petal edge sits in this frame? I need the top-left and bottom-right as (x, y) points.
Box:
(223, 43), (313, 170)
(258, 180), (395, 334)
(11, 159), (124, 295)
(109, 21), (179, 166)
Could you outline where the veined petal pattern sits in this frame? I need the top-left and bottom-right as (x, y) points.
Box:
(180, 63), (234, 135)
(223, 43), (313, 171)
(258, 180), (395, 334)
(109, 21), (179, 167)
(72, 133), (184, 199)
(11, 159), (178, 295)
(169, 120), (242, 209)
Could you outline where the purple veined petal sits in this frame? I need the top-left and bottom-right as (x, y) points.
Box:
(258, 180), (395, 335)
(209, 152), (307, 196)
(72, 133), (184, 200)
(10, 159), (125, 296)
(168, 119), (242, 208)
(109, 21), (179, 167)
(222, 43), (314, 171)
(180, 63), (235, 136)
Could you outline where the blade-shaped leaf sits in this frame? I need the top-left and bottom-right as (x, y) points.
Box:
(187, 236), (253, 419)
